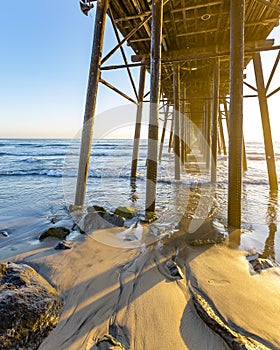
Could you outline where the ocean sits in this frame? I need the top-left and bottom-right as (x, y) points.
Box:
(0, 138), (279, 262)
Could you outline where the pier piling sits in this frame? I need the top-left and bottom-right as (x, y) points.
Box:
(131, 64), (146, 179)
(173, 63), (181, 180)
(228, 0), (245, 228)
(145, 0), (163, 212)
(211, 58), (220, 183)
(75, 0), (109, 206)
(253, 52), (278, 191)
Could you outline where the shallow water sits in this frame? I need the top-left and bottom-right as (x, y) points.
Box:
(0, 138), (279, 262)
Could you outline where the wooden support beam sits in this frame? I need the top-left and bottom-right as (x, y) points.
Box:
(217, 124), (222, 155)
(101, 14), (151, 65)
(211, 58), (220, 183)
(99, 78), (137, 104)
(131, 64), (146, 178)
(228, 0), (245, 229)
(108, 7), (138, 100)
(102, 0), (170, 66)
(173, 63), (181, 180)
(145, 0), (163, 213)
(267, 86), (280, 98)
(243, 81), (257, 92)
(206, 98), (212, 170)
(176, 28), (218, 37)
(254, 0), (280, 13)
(168, 112), (174, 153)
(242, 135), (248, 172)
(171, 1), (222, 13)
(115, 12), (151, 23)
(224, 100), (247, 172)
(180, 87), (186, 164)
(159, 103), (169, 162)
(75, 0), (109, 206)
(218, 109), (227, 155)
(266, 50), (280, 93)
(204, 100), (210, 167)
(131, 40), (277, 63)
(253, 52), (278, 191)
(183, 86), (188, 162)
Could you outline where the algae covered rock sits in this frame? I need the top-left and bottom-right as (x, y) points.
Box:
(39, 227), (70, 240)
(0, 262), (62, 350)
(114, 206), (136, 219)
(140, 211), (158, 223)
(87, 205), (109, 214)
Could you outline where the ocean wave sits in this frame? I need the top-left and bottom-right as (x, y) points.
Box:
(20, 157), (42, 163)
(0, 152), (67, 157)
(0, 170), (63, 177)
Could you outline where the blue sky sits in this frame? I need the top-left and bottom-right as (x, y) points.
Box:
(0, 1), (280, 141)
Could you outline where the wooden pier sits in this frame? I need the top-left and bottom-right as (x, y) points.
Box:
(75, 0), (280, 228)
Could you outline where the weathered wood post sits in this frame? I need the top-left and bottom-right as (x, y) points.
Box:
(228, 0), (245, 228)
(224, 100), (247, 171)
(168, 110), (174, 153)
(75, 0), (109, 206)
(218, 108), (227, 155)
(131, 64), (146, 178)
(242, 135), (248, 172)
(211, 57), (220, 183)
(201, 101), (207, 159)
(173, 63), (181, 180)
(180, 87), (186, 164)
(253, 52), (278, 191)
(159, 103), (169, 162)
(205, 98), (212, 170)
(145, 0), (163, 212)
(183, 87), (189, 160)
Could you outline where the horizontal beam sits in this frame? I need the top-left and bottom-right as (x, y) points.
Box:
(115, 12), (151, 23)
(176, 28), (218, 37)
(132, 44), (279, 65)
(171, 1), (222, 13)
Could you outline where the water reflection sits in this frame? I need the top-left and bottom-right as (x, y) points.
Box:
(260, 191), (278, 262)
(129, 178), (139, 204)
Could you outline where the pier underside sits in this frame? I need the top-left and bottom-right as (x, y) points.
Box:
(75, 0), (280, 228)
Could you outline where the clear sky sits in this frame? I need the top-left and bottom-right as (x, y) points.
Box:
(0, 1), (280, 141)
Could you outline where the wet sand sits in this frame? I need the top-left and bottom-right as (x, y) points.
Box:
(1, 222), (280, 350)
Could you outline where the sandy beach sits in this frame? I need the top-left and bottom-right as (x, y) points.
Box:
(1, 219), (280, 350)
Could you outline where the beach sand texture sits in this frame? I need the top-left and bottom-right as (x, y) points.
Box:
(1, 224), (280, 350)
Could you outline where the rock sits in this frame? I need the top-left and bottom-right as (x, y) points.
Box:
(91, 334), (126, 350)
(165, 260), (184, 279)
(101, 213), (125, 227)
(39, 227), (70, 241)
(114, 206), (136, 219)
(81, 212), (125, 233)
(87, 205), (109, 214)
(190, 238), (225, 246)
(139, 211), (158, 223)
(250, 257), (275, 273)
(54, 240), (73, 250)
(69, 204), (83, 212)
(50, 217), (57, 224)
(0, 262), (62, 350)
(0, 231), (9, 237)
